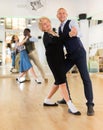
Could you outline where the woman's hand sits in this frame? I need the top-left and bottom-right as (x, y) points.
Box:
(20, 36), (29, 45)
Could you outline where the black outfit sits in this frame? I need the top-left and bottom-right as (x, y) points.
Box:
(43, 32), (66, 85)
(59, 20), (94, 107)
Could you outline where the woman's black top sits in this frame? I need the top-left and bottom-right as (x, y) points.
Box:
(43, 32), (66, 85)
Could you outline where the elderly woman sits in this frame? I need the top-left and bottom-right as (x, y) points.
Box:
(38, 17), (81, 115)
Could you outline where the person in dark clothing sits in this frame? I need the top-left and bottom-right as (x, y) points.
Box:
(57, 8), (94, 116)
(38, 17), (81, 115)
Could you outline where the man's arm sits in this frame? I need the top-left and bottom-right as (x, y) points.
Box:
(29, 36), (38, 42)
(69, 20), (82, 37)
(17, 36), (28, 46)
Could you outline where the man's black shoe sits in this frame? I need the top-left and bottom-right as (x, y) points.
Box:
(87, 105), (94, 116)
(57, 99), (66, 104)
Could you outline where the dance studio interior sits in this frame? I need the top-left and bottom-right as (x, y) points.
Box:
(0, 0), (103, 130)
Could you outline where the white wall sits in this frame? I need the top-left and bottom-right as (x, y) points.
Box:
(89, 23), (103, 57)
(79, 20), (89, 62)
(89, 23), (103, 44)
(0, 25), (5, 64)
(87, 0), (103, 19)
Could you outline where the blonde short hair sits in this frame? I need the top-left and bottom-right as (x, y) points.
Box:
(38, 17), (51, 32)
(57, 7), (67, 13)
(57, 7), (68, 16)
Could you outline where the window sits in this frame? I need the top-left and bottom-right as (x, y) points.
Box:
(5, 18), (26, 30)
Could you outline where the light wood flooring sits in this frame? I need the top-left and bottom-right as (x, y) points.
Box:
(0, 65), (103, 130)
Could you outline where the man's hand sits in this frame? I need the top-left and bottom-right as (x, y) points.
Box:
(69, 27), (77, 37)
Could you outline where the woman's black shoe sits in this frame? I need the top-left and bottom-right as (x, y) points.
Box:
(68, 109), (81, 115)
(57, 99), (66, 104)
(43, 103), (58, 106)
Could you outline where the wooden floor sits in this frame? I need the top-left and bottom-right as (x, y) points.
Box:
(0, 65), (103, 130)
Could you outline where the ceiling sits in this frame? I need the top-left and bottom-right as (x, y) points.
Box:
(0, 0), (103, 20)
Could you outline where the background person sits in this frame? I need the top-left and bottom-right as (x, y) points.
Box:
(16, 36), (41, 84)
(23, 28), (48, 82)
(10, 35), (17, 72)
(10, 35), (20, 73)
